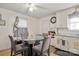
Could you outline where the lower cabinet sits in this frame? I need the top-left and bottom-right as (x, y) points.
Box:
(50, 36), (79, 55)
(50, 36), (61, 49)
(60, 37), (68, 51)
(68, 37), (79, 54)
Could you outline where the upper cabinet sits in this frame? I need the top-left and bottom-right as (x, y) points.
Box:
(56, 8), (75, 28)
(56, 11), (68, 28)
(39, 8), (75, 33)
(56, 12), (62, 28)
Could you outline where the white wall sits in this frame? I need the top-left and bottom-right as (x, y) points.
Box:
(39, 8), (75, 35)
(39, 7), (79, 54)
(27, 17), (40, 35)
(0, 8), (39, 50)
(0, 5), (78, 52)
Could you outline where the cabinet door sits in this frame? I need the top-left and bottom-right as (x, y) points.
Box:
(50, 38), (57, 46)
(51, 36), (61, 49)
(68, 37), (79, 54)
(56, 11), (68, 28)
(60, 37), (69, 51)
(56, 12), (62, 27)
(61, 12), (67, 28)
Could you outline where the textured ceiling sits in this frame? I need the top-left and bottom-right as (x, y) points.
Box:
(0, 3), (78, 18)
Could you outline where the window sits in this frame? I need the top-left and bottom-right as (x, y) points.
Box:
(14, 17), (28, 37)
(17, 18), (27, 28)
(67, 12), (79, 31)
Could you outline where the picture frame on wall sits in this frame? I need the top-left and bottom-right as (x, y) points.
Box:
(0, 14), (6, 26)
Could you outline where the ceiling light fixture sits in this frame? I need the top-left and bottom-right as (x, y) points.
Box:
(28, 3), (36, 12)
(29, 7), (33, 12)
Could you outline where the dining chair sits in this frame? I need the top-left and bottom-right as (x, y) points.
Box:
(8, 35), (29, 56)
(34, 34), (43, 46)
(33, 33), (51, 56)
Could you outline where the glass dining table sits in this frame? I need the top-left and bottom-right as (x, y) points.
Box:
(14, 35), (44, 56)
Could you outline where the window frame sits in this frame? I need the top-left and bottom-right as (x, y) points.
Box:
(16, 17), (27, 28)
(67, 15), (79, 33)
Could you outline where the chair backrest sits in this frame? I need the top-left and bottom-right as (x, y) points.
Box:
(42, 38), (51, 51)
(41, 33), (51, 53)
(14, 28), (28, 39)
(8, 35), (16, 51)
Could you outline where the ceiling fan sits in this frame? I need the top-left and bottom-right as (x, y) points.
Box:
(26, 3), (47, 12)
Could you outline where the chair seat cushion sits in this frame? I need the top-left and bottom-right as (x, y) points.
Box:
(33, 41), (43, 52)
(16, 44), (28, 52)
(33, 45), (42, 52)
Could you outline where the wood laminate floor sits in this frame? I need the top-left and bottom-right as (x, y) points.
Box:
(0, 46), (57, 56)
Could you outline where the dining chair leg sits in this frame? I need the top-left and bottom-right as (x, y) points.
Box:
(21, 51), (24, 56)
(48, 48), (50, 56)
(40, 51), (43, 56)
(11, 49), (13, 56)
(23, 50), (27, 56)
(13, 51), (16, 56)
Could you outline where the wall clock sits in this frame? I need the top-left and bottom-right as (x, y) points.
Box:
(50, 16), (56, 24)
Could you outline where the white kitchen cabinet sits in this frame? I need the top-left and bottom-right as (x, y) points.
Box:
(50, 36), (61, 49)
(56, 12), (62, 28)
(50, 38), (58, 47)
(68, 37), (79, 54)
(50, 35), (79, 55)
(56, 8), (74, 28)
(56, 12), (67, 28)
(61, 12), (67, 28)
(60, 37), (69, 51)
